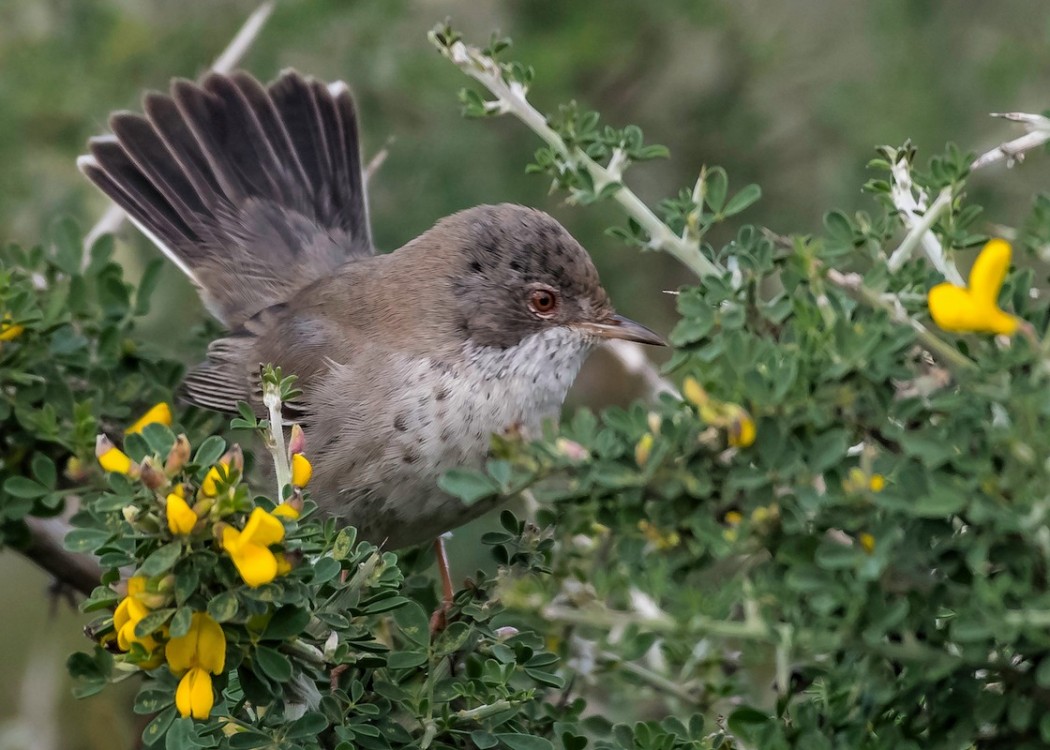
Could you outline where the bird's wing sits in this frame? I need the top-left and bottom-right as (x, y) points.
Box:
(79, 71), (373, 327)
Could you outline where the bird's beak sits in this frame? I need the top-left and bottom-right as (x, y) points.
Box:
(576, 314), (667, 346)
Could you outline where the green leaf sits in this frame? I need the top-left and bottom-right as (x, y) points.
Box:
(263, 605), (310, 640)
(31, 453), (57, 489)
(386, 650), (428, 670)
(727, 706), (770, 738)
(704, 167), (728, 213)
(332, 528), (357, 560)
(192, 436), (226, 469)
(471, 731), (499, 750)
(495, 734), (554, 750)
(285, 712), (329, 739)
(169, 607), (193, 639)
(139, 541), (182, 576)
(723, 184), (761, 217)
(63, 528), (114, 553)
(438, 468), (500, 506)
(207, 591), (239, 623)
(134, 608), (175, 639)
(3, 475), (49, 499)
(141, 706), (177, 747)
(253, 645), (293, 682)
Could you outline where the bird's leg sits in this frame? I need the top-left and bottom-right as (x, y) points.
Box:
(430, 533), (455, 635)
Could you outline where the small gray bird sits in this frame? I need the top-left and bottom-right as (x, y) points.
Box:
(79, 70), (664, 551)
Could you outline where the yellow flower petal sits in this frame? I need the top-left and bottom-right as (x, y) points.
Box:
(682, 376), (707, 407)
(728, 409), (756, 448)
(634, 433), (654, 467)
(291, 453), (312, 488)
(968, 238), (1011, 305)
(275, 553), (293, 576)
(98, 446), (133, 475)
(869, 474), (886, 493)
(166, 613), (226, 674)
(272, 503), (300, 520)
(858, 533), (876, 554)
(226, 537), (279, 588)
(241, 507), (285, 548)
(928, 239), (1019, 335)
(0, 321), (24, 341)
(125, 403), (173, 436)
(166, 492), (198, 535)
(175, 667), (214, 719)
(201, 462), (229, 497)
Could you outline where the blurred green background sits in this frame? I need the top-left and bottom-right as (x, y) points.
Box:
(2, 1), (1049, 747)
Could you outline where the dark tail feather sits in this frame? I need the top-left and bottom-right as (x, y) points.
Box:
(79, 70), (374, 326)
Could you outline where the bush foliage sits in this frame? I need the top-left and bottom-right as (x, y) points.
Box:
(4, 24), (1050, 750)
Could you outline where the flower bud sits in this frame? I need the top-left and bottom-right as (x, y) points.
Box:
(165, 434), (191, 475)
(138, 458), (168, 491)
(64, 456), (90, 482)
(287, 423), (307, 458)
(494, 626), (520, 641)
(554, 437), (590, 462)
(634, 433), (654, 467)
(646, 412), (662, 435)
(122, 505), (141, 524)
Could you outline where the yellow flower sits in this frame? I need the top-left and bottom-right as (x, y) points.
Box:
(0, 314), (24, 341)
(176, 667), (214, 720)
(274, 552), (293, 576)
(727, 406), (756, 448)
(166, 612), (226, 719)
(682, 376), (707, 407)
(634, 433), (654, 467)
(724, 510), (743, 526)
(858, 533), (876, 554)
(271, 503), (300, 520)
(125, 403), (173, 435)
(869, 474), (886, 493)
(201, 461), (229, 497)
(928, 238), (1019, 335)
(222, 508), (286, 587)
(166, 491), (197, 535)
(113, 577), (163, 666)
(291, 453), (312, 488)
(96, 435), (135, 475)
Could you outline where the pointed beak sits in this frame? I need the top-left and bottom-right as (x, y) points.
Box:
(575, 314), (667, 346)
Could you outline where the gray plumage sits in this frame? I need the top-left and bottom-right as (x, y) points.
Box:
(79, 71), (663, 549)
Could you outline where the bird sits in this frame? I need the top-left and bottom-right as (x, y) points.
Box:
(78, 70), (665, 582)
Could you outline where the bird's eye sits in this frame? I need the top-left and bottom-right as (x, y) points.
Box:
(528, 288), (559, 317)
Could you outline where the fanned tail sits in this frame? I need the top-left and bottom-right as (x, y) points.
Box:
(79, 70), (373, 327)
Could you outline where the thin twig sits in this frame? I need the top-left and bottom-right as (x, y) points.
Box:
(432, 35), (721, 280)
(262, 381), (292, 497)
(886, 187), (952, 273)
(603, 340), (677, 400)
(24, 515), (101, 597)
(887, 159), (964, 285)
(81, 1), (277, 259)
(826, 269), (977, 372)
(971, 112), (1050, 170)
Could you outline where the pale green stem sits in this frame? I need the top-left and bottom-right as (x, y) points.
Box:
(825, 269), (977, 372)
(262, 381), (291, 497)
(887, 187), (953, 273)
(598, 650), (702, 705)
(454, 699), (516, 722)
(432, 35), (721, 280)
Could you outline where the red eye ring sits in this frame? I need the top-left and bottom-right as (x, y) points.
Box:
(528, 288), (559, 316)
